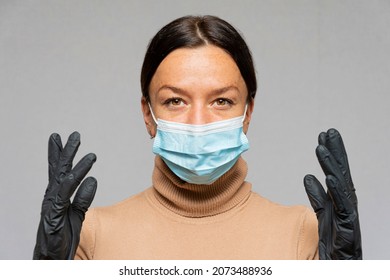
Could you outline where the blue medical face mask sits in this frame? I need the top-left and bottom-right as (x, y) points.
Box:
(149, 105), (249, 185)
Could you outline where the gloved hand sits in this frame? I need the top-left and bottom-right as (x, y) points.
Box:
(304, 128), (362, 260)
(33, 132), (97, 260)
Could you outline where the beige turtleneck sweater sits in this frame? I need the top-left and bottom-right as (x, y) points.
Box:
(75, 156), (319, 259)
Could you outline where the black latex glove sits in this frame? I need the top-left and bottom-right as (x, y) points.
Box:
(33, 132), (97, 260)
(304, 128), (362, 260)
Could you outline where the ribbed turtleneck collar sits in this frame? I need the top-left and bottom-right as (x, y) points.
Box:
(151, 156), (252, 218)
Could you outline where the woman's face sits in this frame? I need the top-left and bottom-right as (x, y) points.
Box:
(142, 45), (254, 137)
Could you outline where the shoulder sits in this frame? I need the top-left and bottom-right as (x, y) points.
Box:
(76, 188), (153, 259)
(248, 192), (318, 259)
(86, 188), (152, 221)
(249, 192), (315, 218)
(248, 192), (318, 240)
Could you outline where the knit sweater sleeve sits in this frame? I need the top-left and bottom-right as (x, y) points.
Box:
(298, 207), (319, 260)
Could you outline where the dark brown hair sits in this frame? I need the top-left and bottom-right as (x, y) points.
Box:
(140, 15), (257, 102)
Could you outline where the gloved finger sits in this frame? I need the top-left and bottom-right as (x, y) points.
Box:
(56, 132), (81, 181)
(71, 153), (96, 185)
(303, 174), (327, 214)
(43, 134), (64, 200)
(315, 145), (347, 190)
(323, 129), (354, 188)
(72, 176), (97, 215)
(48, 133), (63, 182)
(318, 131), (327, 146)
(325, 175), (355, 215)
(57, 153), (97, 203)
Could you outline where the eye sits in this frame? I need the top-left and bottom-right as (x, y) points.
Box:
(213, 98), (233, 107)
(164, 97), (185, 107)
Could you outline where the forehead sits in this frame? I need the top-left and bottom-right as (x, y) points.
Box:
(150, 45), (245, 88)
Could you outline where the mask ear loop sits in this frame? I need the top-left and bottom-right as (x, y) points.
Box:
(242, 103), (248, 123)
(147, 103), (159, 139)
(148, 103), (159, 126)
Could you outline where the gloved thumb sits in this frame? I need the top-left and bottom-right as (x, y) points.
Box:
(72, 177), (97, 215)
(304, 174), (327, 214)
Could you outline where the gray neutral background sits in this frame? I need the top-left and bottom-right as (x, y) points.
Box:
(1, 0), (389, 259)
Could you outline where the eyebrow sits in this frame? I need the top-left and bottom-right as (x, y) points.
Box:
(156, 85), (240, 95)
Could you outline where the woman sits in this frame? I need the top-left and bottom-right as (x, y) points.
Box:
(33, 15), (361, 260)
